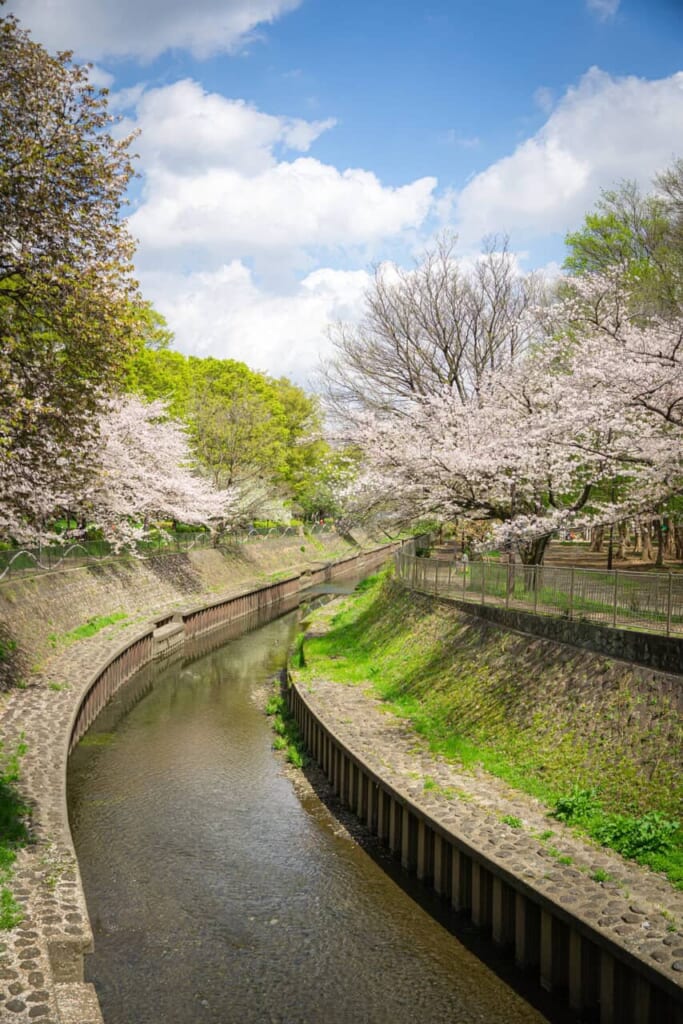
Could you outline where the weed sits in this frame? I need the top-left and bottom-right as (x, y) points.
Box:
(423, 776), (438, 791)
(264, 694), (283, 716)
(48, 612), (128, 649)
(265, 676), (309, 768)
(292, 633), (306, 669)
(593, 811), (679, 860)
(590, 869), (613, 883)
(551, 785), (600, 823)
(501, 814), (523, 829)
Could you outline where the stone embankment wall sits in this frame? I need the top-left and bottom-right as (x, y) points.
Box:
(0, 534), (402, 1024)
(445, 598), (683, 678)
(0, 532), (368, 669)
(287, 681), (683, 1024)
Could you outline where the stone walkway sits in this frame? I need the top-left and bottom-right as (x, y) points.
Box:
(294, 671), (683, 999)
(0, 617), (167, 1023)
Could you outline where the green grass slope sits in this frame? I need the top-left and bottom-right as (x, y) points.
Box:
(300, 571), (683, 886)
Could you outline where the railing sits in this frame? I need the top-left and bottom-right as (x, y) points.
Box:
(395, 551), (683, 637)
(0, 524), (334, 582)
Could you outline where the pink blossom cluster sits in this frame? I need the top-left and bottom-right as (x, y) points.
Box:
(345, 273), (683, 555)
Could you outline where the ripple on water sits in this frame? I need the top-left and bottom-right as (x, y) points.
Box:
(69, 606), (553, 1024)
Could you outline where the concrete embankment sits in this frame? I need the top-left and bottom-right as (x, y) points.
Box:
(287, 590), (683, 1024)
(0, 533), (403, 1024)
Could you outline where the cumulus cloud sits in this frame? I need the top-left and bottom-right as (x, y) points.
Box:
(140, 263), (371, 383)
(125, 81), (437, 265)
(8, 0), (301, 60)
(122, 80), (335, 176)
(452, 68), (683, 247)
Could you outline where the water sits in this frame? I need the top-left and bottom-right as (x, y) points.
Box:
(68, 594), (563, 1024)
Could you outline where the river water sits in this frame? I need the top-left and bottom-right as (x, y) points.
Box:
(68, 589), (565, 1024)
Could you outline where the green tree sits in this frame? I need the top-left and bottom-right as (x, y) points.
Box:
(0, 13), (140, 537)
(124, 345), (333, 510)
(563, 175), (682, 315)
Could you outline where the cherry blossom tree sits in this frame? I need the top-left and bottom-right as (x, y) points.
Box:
(344, 271), (683, 564)
(0, 396), (242, 546)
(89, 396), (241, 543)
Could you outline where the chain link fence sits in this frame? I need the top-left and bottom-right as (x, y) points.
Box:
(395, 551), (683, 637)
(0, 524), (335, 583)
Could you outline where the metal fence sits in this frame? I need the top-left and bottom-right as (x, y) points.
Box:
(0, 524), (335, 583)
(394, 551), (683, 637)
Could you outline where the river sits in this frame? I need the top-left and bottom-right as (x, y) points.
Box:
(68, 587), (568, 1024)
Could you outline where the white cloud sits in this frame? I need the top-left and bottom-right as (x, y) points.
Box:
(8, 0), (301, 60)
(86, 64), (114, 89)
(121, 80), (335, 176)
(586, 0), (620, 20)
(141, 263), (371, 383)
(125, 81), (437, 265)
(452, 68), (683, 246)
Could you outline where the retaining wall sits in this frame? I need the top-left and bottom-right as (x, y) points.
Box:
(287, 682), (683, 1024)
(443, 598), (683, 677)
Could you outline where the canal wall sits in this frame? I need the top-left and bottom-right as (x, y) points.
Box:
(287, 679), (683, 1024)
(0, 530), (378, 673)
(0, 535), (405, 1024)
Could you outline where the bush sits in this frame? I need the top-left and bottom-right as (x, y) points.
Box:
(551, 786), (680, 863)
(593, 812), (679, 860)
(551, 785), (600, 823)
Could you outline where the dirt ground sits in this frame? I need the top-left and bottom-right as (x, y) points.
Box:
(543, 540), (683, 573)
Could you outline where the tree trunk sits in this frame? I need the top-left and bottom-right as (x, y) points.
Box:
(655, 519), (664, 567)
(640, 522), (654, 561)
(675, 524), (683, 561)
(590, 526), (604, 552)
(519, 536), (550, 593)
(616, 521), (628, 560)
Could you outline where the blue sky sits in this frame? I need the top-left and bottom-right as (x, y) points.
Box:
(9, 0), (683, 382)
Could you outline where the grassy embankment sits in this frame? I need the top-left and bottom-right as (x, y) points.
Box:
(296, 570), (683, 888)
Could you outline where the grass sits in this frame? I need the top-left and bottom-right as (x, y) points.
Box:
(550, 786), (682, 885)
(0, 737), (30, 929)
(48, 611), (128, 649)
(297, 569), (683, 888)
(264, 681), (309, 769)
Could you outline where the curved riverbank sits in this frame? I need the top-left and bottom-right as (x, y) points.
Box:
(288, 577), (683, 1023)
(0, 534), (402, 1024)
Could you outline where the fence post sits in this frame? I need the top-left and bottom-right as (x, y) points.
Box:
(481, 560), (486, 605)
(568, 566), (575, 621)
(462, 560), (467, 599)
(666, 572), (673, 636)
(435, 560), (439, 597)
(612, 570), (619, 628)
(447, 562), (452, 596)
(533, 565), (538, 614)
(506, 560), (512, 609)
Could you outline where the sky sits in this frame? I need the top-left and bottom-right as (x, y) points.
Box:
(8, 0), (683, 385)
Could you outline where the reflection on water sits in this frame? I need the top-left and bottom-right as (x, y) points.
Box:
(68, 594), (560, 1024)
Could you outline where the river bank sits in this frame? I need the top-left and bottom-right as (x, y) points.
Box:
(289, 572), (683, 1021)
(0, 531), (397, 1024)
